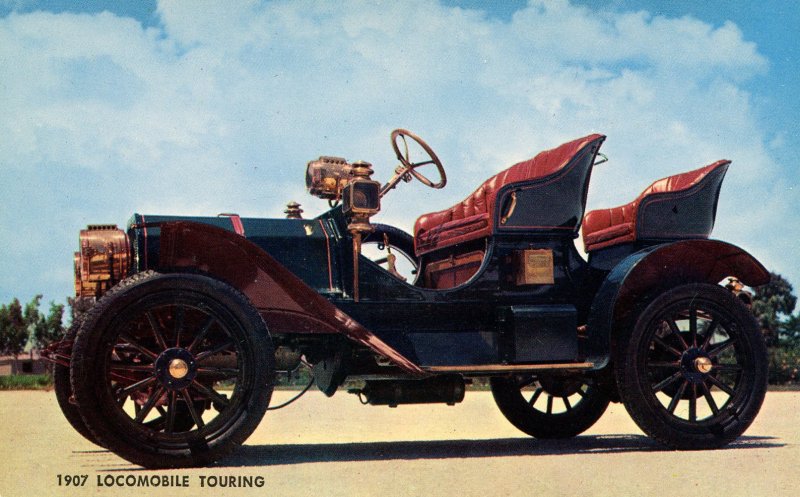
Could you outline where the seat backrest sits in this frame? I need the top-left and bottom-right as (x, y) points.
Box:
(493, 134), (605, 234)
(413, 134), (606, 256)
(636, 160), (730, 240)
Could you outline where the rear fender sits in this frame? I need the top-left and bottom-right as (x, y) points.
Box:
(156, 221), (424, 375)
(585, 239), (769, 369)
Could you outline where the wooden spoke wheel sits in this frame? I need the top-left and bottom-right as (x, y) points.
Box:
(71, 271), (274, 468)
(615, 283), (767, 449)
(491, 373), (609, 439)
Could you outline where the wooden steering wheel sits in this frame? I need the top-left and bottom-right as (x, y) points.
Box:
(390, 129), (447, 189)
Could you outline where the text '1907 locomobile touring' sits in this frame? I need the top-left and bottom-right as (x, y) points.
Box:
(50, 130), (770, 468)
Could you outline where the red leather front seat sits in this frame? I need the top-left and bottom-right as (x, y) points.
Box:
(582, 160), (730, 252)
(414, 134), (605, 256)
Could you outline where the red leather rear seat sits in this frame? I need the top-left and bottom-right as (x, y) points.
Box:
(582, 160), (730, 252)
(414, 134), (604, 256)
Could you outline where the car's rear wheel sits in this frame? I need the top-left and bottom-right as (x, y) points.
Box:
(614, 283), (767, 449)
(71, 271), (274, 468)
(490, 374), (609, 438)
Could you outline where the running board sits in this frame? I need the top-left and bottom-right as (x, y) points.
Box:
(423, 362), (594, 374)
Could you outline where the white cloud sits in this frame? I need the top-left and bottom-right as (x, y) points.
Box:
(0, 0), (796, 306)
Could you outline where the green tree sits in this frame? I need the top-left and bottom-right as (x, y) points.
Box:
(0, 298), (30, 372)
(0, 295), (66, 374)
(32, 301), (65, 351)
(779, 313), (800, 346)
(752, 272), (797, 346)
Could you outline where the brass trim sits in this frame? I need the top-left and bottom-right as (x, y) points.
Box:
(515, 248), (555, 285)
(75, 225), (130, 298)
(168, 359), (189, 379)
(694, 357), (713, 374)
(424, 362), (594, 373)
(500, 191), (517, 225)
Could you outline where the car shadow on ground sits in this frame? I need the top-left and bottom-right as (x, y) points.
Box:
(84, 435), (782, 471)
(213, 434), (781, 467)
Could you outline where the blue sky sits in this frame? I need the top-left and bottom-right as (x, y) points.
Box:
(1, 0), (798, 311)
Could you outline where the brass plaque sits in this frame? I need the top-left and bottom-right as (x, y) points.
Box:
(516, 249), (554, 285)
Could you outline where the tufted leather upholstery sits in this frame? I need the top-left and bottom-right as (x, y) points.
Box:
(414, 134), (604, 255)
(582, 160), (730, 252)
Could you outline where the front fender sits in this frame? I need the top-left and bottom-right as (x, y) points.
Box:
(585, 239), (769, 369)
(156, 221), (424, 375)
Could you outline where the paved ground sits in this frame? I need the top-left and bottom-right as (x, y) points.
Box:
(0, 390), (798, 497)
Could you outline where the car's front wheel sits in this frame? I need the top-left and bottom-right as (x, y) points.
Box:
(71, 271), (274, 468)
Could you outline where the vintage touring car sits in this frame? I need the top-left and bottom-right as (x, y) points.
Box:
(53, 129), (769, 468)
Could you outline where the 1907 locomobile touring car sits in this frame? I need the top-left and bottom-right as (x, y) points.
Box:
(52, 130), (770, 468)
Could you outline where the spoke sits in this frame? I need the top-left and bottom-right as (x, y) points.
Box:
(689, 308), (698, 347)
(701, 381), (719, 415)
(145, 311), (168, 350)
(707, 374), (736, 396)
(652, 370), (683, 393)
(546, 395), (554, 415)
(196, 367), (240, 379)
(714, 364), (743, 373)
(653, 336), (682, 357)
(575, 386), (587, 398)
(116, 391), (128, 407)
(118, 375), (157, 397)
(667, 319), (689, 350)
(528, 387), (543, 407)
(708, 339), (737, 358)
(372, 256), (389, 265)
(180, 390), (205, 429)
(109, 363), (155, 373)
(700, 320), (718, 351)
(186, 316), (216, 353)
(174, 305), (185, 348)
(563, 396), (572, 411)
(191, 380), (230, 408)
(134, 386), (165, 423)
(165, 391), (177, 434)
(648, 361), (681, 369)
(118, 333), (158, 360)
(667, 380), (688, 414)
(688, 384), (697, 422)
(412, 159), (435, 167)
(195, 341), (234, 362)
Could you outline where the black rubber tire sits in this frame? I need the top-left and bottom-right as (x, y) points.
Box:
(54, 315), (103, 446)
(614, 283), (768, 450)
(490, 374), (610, 439)
(71, 271), (274, 468)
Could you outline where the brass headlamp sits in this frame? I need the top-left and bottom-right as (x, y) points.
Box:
(306, 156), (353, 201)
(344, 161), (381, 302)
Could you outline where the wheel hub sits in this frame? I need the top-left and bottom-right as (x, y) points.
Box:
(155, 348), (197, 390)
(537, 375), (585, 397)
(694, 356), (713, 374)
(168, 358), (190, 379)
(680, 348), (713, 384)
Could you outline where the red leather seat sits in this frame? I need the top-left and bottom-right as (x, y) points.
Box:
(582, 160), (730, 252)
(414, 134), (604, 256)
